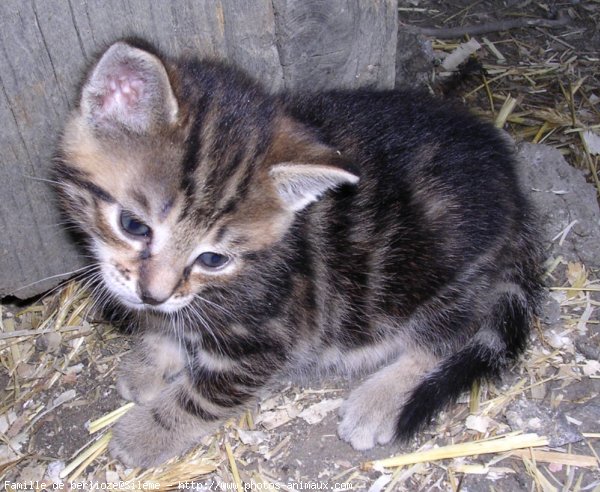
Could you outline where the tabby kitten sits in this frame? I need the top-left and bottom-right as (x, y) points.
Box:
(55, 39), (544, 467)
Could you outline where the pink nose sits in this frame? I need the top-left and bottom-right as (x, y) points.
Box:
(139, 289), (169, 306)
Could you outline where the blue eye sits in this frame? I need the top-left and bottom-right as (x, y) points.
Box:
(120, 210), (151, 237)
(197, 252), (230, 269)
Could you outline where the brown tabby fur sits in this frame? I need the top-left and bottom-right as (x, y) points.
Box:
(54, 39), (544, 467)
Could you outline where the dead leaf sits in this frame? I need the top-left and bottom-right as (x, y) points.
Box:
(298, 398), (343, 425)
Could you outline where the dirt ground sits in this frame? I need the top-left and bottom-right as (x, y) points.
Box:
(1, 1), (600, 490)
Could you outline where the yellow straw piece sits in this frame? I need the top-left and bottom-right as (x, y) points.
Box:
(60, 432), (112, 480)
(225, 442), (244, 492)
(495, 95), (518, 129)
(364, 433), (549, 470)
(469, 380), (481, 413)
(549, 286), (600, 292)
(246, 410), (255, 430)
(510, 449), (598, 468)
(522, 456), (558, 492)
(87, 402), (135, 434)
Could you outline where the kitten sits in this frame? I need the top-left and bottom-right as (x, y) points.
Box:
(55, 39), (544, 467)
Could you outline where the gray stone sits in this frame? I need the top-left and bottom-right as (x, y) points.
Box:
(562, 399), (600, 433)
(540, 296), (562, 326)
(517, 143), (600, 270)
(35, 332), (62, 354)
(506, 398), (583, 447)
(575, 337), (600, 361)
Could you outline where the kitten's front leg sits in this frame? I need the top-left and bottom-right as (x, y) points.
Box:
(109, 383), (223, 467)
(110, 347), (270, 467)
(116, 332), (186, 404)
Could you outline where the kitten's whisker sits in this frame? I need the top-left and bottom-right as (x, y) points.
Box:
(75, 274), (107, 322)
(37, 222), (70, 229)
(57, 269), (102, 302)
(12, 266), (101, 312)
(195, 293), (239, 322)
(13, 264), (99, 294)
(185, 303), (226, 358)
(173, 312), (193, 373)
(22, 174), (63, 186)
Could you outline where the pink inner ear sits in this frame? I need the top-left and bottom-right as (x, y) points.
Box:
(101, 72), (144, 113)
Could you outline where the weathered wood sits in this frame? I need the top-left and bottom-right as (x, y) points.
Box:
(0, 0), (397, 298)
(273, 0), (397, 90)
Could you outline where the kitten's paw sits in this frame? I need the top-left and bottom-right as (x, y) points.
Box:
(338, 350), (438, 450)
(337, 393), (397, 450)
(109, 405), (195, 468)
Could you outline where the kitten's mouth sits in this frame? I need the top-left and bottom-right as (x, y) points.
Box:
(117, 297), (147, 310)
(122, 298), (174, 314)
(143, 303), (186, 314)
(134, 296), (191, 314)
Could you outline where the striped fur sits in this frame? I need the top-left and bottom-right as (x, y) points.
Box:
(55, 40), (545, 466)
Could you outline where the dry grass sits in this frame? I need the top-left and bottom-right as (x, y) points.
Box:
(435, 51), (600, 197)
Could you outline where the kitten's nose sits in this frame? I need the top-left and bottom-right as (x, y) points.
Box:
(138, 259), (179, 306)
(140, 289), (168, 306)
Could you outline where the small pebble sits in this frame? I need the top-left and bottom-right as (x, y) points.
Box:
(36, 332), (62, 353)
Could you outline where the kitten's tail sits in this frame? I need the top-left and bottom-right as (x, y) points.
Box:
(395, 283), (542, 439)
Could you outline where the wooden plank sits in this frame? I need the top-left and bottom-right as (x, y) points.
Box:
(63, 0), (284, 87)
(220, 0), (284, 91)
(0, 1), (86, 298)
(272, 0), (397, 90)
(0, 0), (397, 298)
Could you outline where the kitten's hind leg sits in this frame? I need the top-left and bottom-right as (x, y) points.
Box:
(338, 349), (439, 450)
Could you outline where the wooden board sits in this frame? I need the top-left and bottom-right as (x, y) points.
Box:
(0, 0), (397, 298)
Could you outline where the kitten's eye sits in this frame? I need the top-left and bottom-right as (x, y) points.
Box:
(197, 252), (230, 269)
(120, 210), (151, 237)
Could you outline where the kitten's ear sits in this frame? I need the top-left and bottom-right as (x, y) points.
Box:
(81, 41), (178, 133)
(270, 163), (359, 211)
(268, 118), (359, 211)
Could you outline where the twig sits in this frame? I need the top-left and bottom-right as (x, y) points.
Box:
(403, 13), (570, 39)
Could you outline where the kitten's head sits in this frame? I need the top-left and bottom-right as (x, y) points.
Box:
(56, 40), (358, 313)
